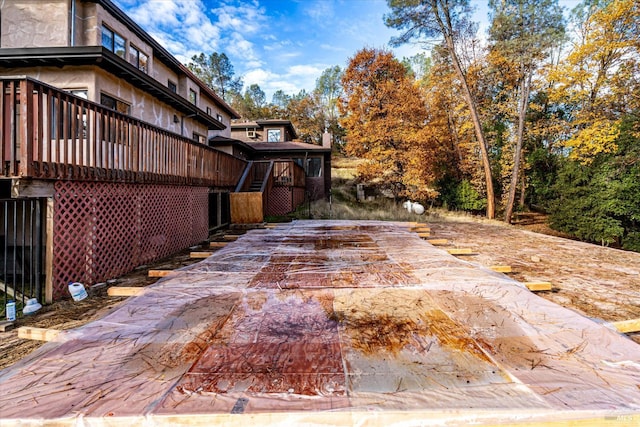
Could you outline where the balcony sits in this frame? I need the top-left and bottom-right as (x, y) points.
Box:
(1, 77), (246, 188)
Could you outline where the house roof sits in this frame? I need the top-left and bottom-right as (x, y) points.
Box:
(0, 47), (227, 130)
(209, 136), (330, 154)
(86, 0), (240, 119)
(231, 119), (299, 140)
(249, 141), (330, 153)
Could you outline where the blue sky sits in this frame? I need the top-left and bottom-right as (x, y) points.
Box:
(114, 0), (576, 101)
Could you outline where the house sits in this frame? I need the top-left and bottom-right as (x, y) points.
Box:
(210, 120), (332, 222)
(0, 0), (247, 305)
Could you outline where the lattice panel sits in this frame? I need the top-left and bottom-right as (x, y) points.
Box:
(53, 182), (208, 299)
(267, 187), (293, 216)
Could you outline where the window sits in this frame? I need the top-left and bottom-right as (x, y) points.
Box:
(267, 129), (281, 142)
(101, 25), (125, 58)
(189, 88), (197, 105)
(128, 44), (148, 73)
(306, 158), (322, 177)
(216, 113), (223, 122)
(168, 81), (177, 93)
(100, 93), (131, 115)
(193, 132), (206, 144)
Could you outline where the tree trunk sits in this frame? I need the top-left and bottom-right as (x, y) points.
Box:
(504, 74), (532, 224)
(444, 36), (496, 219)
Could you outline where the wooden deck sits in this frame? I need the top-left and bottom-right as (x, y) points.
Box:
(0, 220), (639, 426)
(1, 77), (246, 188)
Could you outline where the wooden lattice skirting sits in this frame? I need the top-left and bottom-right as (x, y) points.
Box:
(52, 181), (208, 299)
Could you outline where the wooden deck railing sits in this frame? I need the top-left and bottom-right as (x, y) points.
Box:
(1, 77), (246, 187)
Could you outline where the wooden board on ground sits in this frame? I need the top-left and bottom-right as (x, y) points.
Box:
(525, 282), (553, 292)
(107, 287), (144, 297)
(411, 227), (431, 233)
(148, 270), (172, 278)
(210, 242), (228, 248)
(491, 265), (512, 273)
(17, 327), (61, 342)
(611, 318), (640, 333)
(190, 252), (213, 259)
(0, 321), (14, 332)
(427, 239), (449, 246)
(447, 248), (475, 255)
(417, 232), (431, 238)
(224, 235), (240, 241)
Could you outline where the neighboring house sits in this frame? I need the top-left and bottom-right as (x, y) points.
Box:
(0, 0), (246, 307)
(212, 120), (332, 221)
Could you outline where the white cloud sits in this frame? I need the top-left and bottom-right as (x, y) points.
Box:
(302, 0), (335, 21)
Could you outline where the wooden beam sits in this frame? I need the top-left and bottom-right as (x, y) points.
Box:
(427, 239), (449, 246)
(210, 241), (228, 248)
(0, 279), (26, 302)
(490, 265), (512, 273)
(45, 197), (54, 304)
(411, 227), (431, 233)
(148, 270), (172, 278)
(224, 234), (240, 241)
(190, 251), (213, 258)
(107, 287), (144, 297)
(611, 318), (640, 334)
(0, 321), (15, 332)
(11, 178), (55, 198)
(417, 232), (431, 239)
(525, 282), (553, 291)
(447, 248), (475, 255)
(17, 327), (61, 342)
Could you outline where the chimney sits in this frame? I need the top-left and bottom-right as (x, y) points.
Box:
(322, 131), (332, 149)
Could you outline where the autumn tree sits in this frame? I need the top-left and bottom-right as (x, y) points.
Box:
(340, 48), (442, 200)
(385, 0), (497, 218)
(548, 0), (640, 162)
(488, 0), (565, 223)
(187, 52), (243, 102)
(286, 90), (325, 144)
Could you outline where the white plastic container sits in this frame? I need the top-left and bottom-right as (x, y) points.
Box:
(6, 300), (16, 321)
(68, 282), (88, 302)
(23, 298), (42, 315)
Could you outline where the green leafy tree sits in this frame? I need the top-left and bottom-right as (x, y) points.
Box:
(187, 52), (243, 102)
(549, 116), (640, 250)
(488, 0), (565, 223)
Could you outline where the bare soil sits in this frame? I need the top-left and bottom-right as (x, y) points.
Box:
(1, 217), (638, 370)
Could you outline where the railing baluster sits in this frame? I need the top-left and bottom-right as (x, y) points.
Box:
(1, 77), (246, 186)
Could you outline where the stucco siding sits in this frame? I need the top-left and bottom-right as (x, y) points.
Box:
(1, 0), (69, 48)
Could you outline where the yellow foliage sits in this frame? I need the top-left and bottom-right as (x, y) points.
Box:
(565, 119), (621, 163)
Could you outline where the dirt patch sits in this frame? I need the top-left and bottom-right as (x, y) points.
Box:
(0, 246), (208, 370)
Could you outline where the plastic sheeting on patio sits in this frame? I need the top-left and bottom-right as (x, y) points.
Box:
(0, 220), (639, 426)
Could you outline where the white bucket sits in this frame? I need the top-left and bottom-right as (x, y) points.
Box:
(68, 282), (88, 302)
(23, 298), (42, 315)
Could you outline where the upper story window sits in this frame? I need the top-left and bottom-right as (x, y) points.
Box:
(102, 25), (125, 58)
(267, 129), (281, 142)
(168, 81), (177, 93)
(100, 93), (131, 115)
(193, 132), (206, 145)
(129, 44), (148, 73)
(189, 89), (197, 105)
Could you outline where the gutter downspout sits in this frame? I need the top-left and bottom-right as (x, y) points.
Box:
(70, 0), (76, 46)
